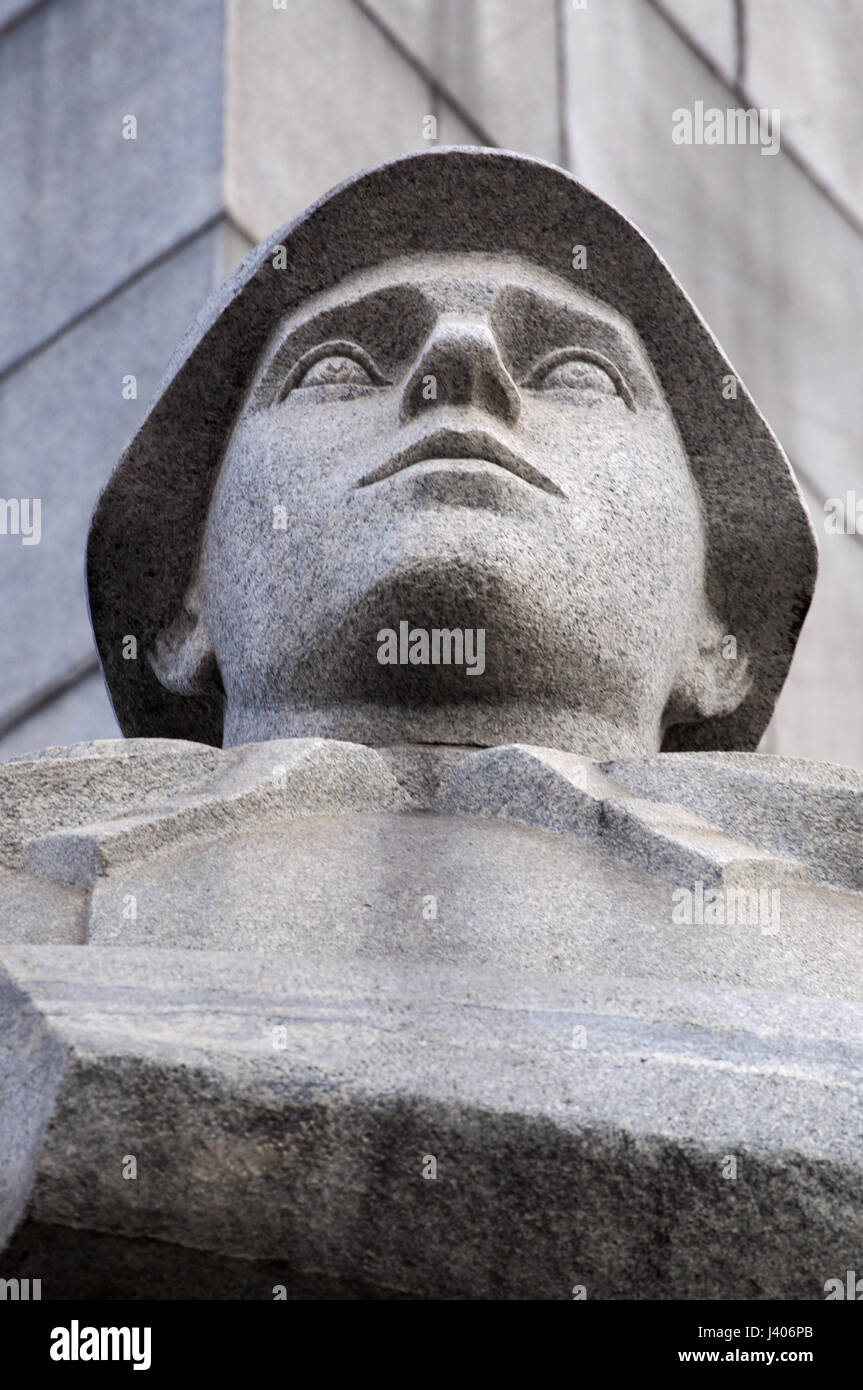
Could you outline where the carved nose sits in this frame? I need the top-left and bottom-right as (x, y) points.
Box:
(400, 317), (521, 426)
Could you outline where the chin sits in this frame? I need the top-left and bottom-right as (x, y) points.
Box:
(347, 552), (521, 638)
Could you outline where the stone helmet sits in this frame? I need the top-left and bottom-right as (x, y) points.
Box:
(86, 147), (817, 752)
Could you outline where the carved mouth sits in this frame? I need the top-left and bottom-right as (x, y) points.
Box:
(355, 429), (565, 497)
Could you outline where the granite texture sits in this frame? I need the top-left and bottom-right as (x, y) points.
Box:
(87, 148), (816, 757)
(3, 950), (862, 1301)
(559, 0), (863, 771)
(0, 737), (861, 1299)
(1, 148), (854, 1303)
(561, 0), (863, 507)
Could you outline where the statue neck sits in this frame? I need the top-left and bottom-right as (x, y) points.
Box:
(221, 699), (657, 759)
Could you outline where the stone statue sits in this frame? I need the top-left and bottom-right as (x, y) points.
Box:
(1, 149), (861, 1302)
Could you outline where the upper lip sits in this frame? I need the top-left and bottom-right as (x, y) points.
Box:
(355, 428), (565, 497)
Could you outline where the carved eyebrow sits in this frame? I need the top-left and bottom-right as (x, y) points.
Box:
(275, 339), (392, 401)
(256, 283), (435, 401)
(520, 346), (635, 410)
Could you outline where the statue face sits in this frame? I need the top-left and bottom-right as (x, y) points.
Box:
(191, 253), (736, 754)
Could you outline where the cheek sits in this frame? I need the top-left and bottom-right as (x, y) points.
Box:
(199, 428), (306, 634)
(536, 406), (701, 538)
(606, 452), (705, 616)
(532, 406), (705, 616)
(198, 409), (366, 643)
(221, 395), (395, 498)
(207, 412), (341, 549)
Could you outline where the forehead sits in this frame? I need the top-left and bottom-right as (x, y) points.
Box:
(258, 252), (654, 376)
(280, 252), (631, 321)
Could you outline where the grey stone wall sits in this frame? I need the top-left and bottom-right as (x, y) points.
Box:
(2, 0), (861, 765)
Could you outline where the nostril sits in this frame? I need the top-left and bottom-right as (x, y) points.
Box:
(400, 319), (521, 425)
(477, 362), (520, 426)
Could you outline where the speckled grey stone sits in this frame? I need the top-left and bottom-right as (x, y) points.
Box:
(1, 738), (862, 1298)
(1, 150), (854, 1302)
(87, 148), (817, 757)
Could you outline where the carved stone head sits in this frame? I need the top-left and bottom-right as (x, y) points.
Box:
(87, 149), (817, 756)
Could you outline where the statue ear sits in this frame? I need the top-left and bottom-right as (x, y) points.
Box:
(148, 585), (221, 697)
(665, 610), (752, 729)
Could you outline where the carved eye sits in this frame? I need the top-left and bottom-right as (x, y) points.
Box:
(277, 340), (389, 401)
(296, 354), (375, 388)
(524, 350), (634, 408)
(539, 358), (617, 395)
